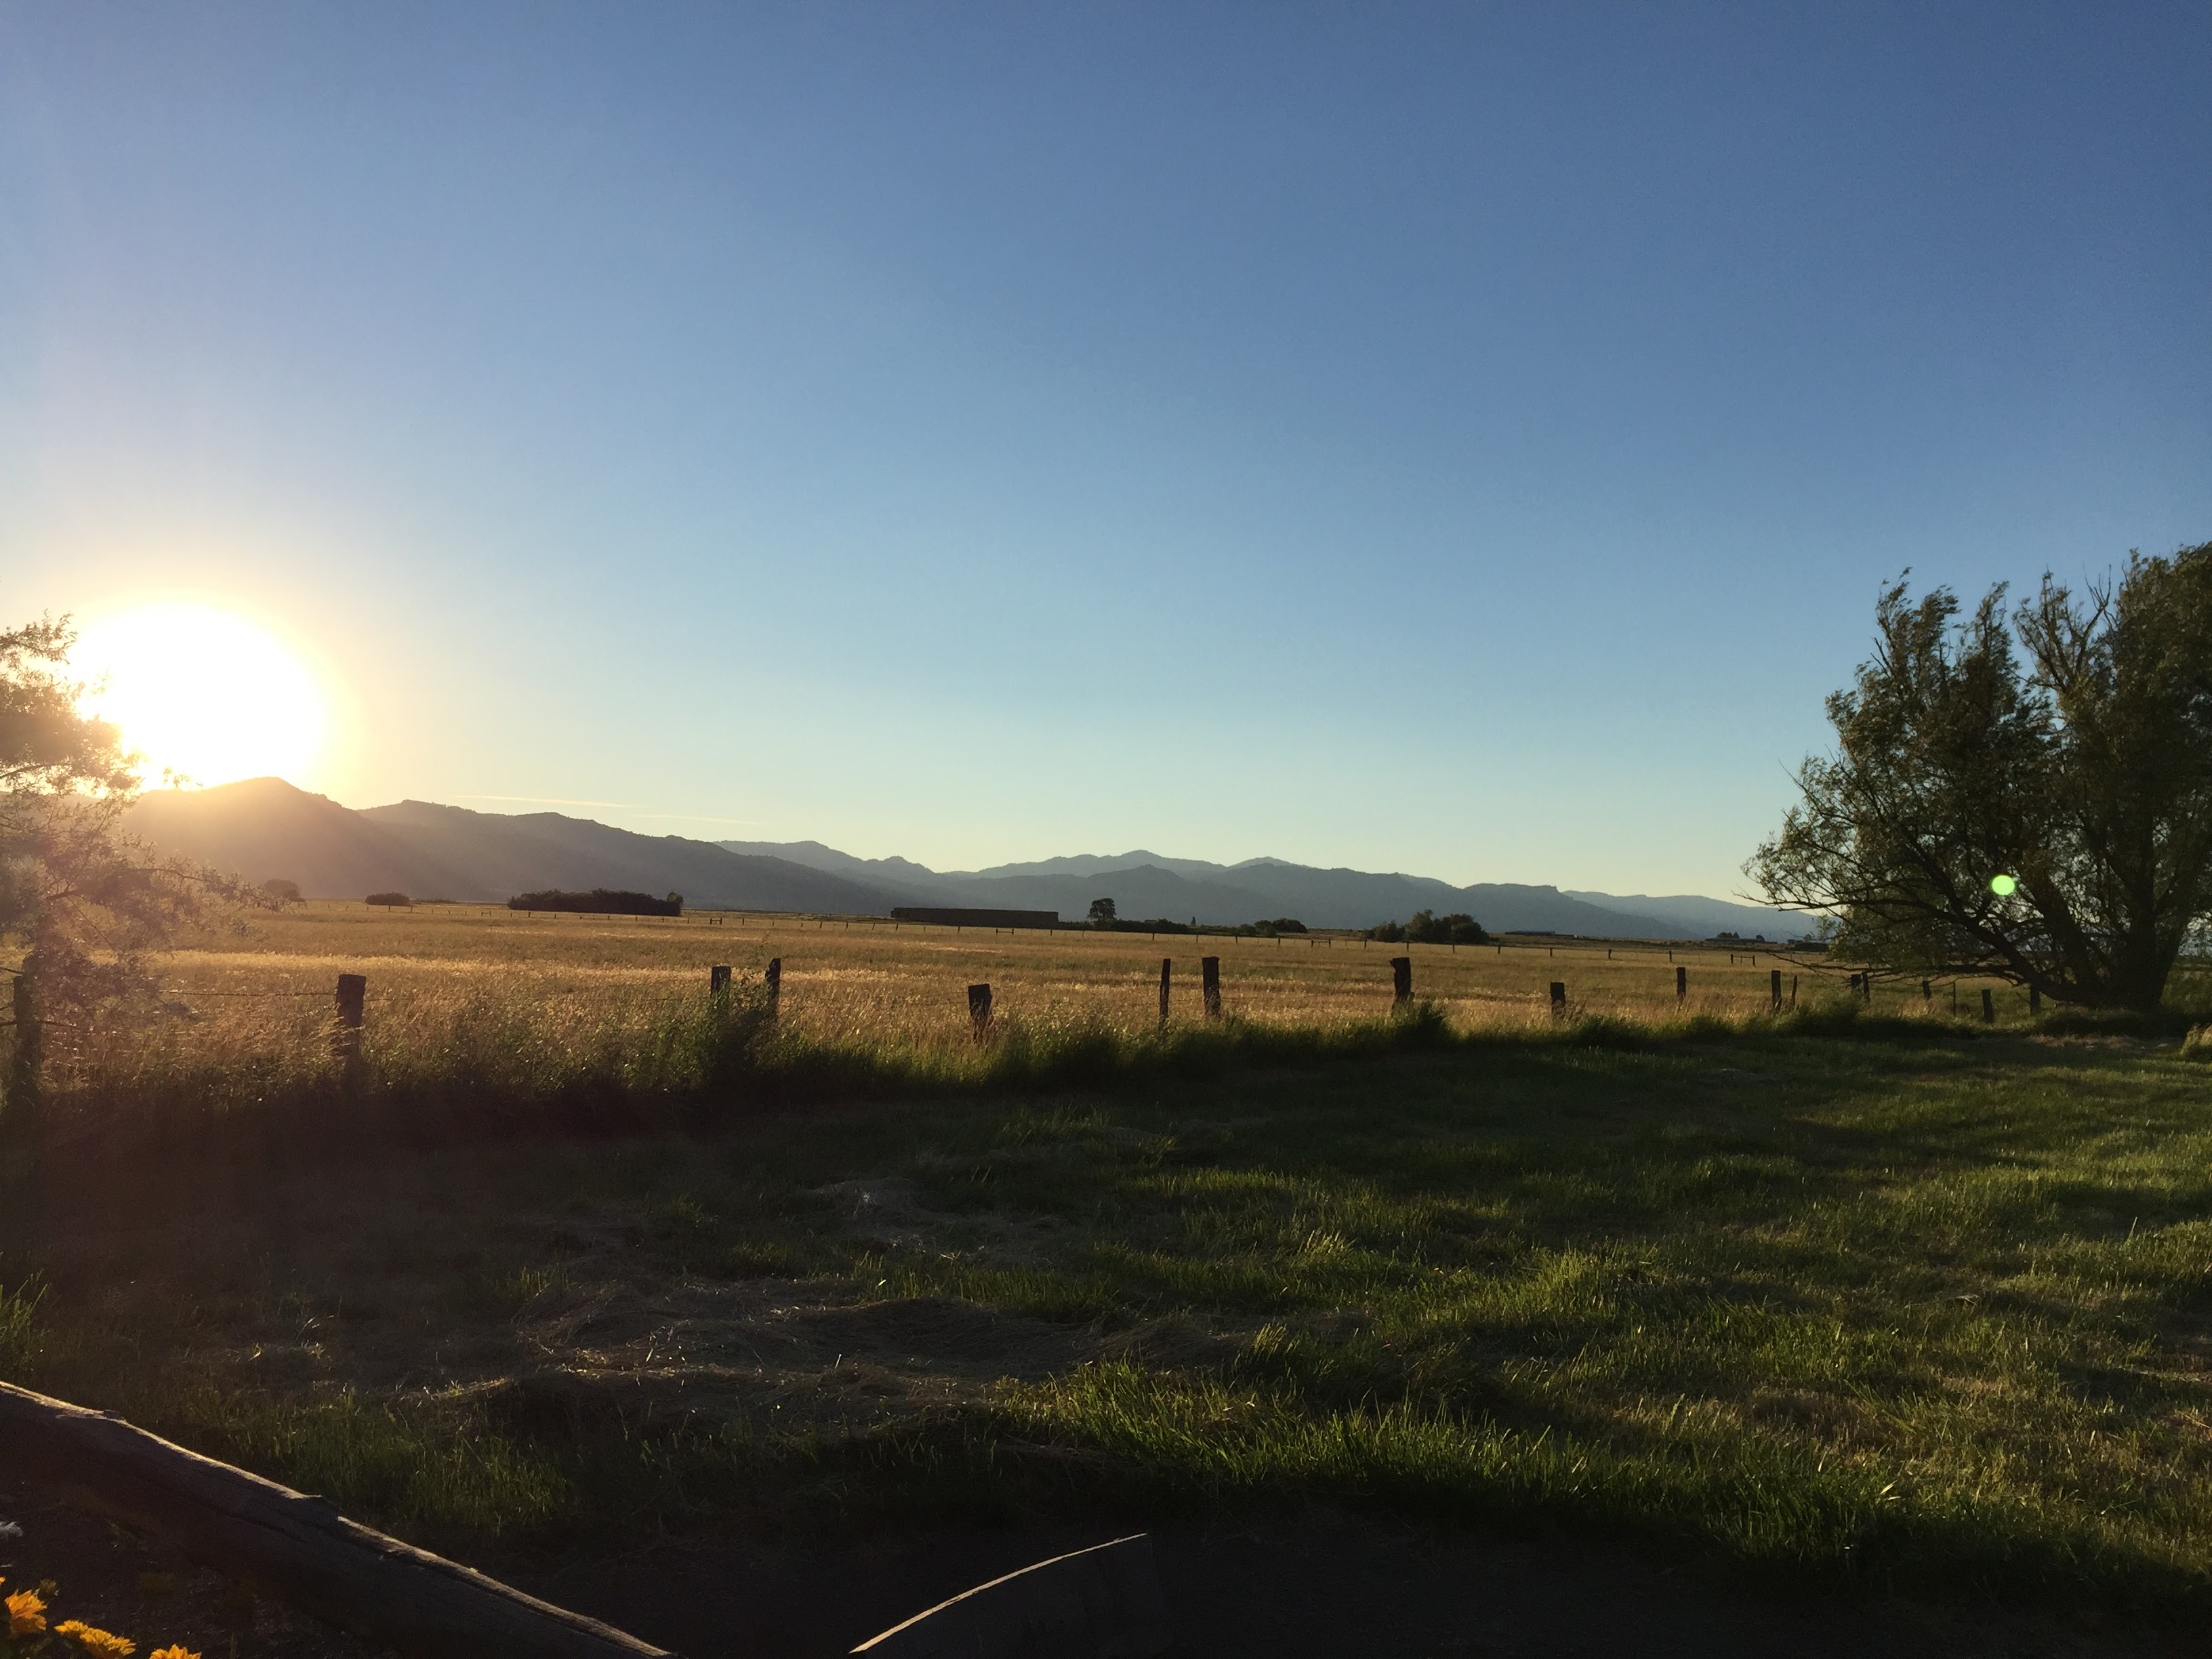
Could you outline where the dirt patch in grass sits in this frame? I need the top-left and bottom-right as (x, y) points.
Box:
(815, 1175), (1069, 1263)
(499, 1277), (1100, 1431)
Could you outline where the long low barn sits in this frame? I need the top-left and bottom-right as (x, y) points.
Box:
(891, 906), (1061, 929)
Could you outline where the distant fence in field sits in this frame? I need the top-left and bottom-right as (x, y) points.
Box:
(891, 906), (1061, 930)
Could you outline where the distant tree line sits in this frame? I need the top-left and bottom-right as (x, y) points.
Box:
(1366, 910), (1489, 945)
(1084, 898), (1308, 937)
(509, 888), (683, 917)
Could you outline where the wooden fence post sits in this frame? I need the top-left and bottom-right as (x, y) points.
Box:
(1769, 968), (1782, 1010)
(1158, 958), (1170, 1032)
(1790, 974), (1799, 1006)
(1202, 957), (1221, 1019)
(764, 958), (781, 1016)
(1391, 956), (1412, 1005)
(1675, 964), (1686, 1000)
(968, 983), (993, 1040)
(1982, 988), (1994, 1024)
(709, 964), (731, 997)
(1922, 979), (1931, 1004)
(1549, 981), (1567, 1016)
(2029, 984), (2042, 1019)
(334, 974), (366, 1084)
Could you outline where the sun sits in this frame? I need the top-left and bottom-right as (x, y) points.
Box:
(71, 603), (329, 789)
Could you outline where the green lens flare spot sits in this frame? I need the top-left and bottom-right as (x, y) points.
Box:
(1990, 874), (2018, 897)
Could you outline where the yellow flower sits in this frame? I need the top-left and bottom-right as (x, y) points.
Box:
(147, 1648), (201, 1659)
(56, 1621), (138, 1658)
(7, 1588), (49, 1635)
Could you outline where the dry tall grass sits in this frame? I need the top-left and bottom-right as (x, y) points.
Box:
(23, 901), (2051, 1136)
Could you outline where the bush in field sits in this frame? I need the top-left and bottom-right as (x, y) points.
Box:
(365, 891), (412, 909)
(260, 878), (304, 905)
(1406, 909), (1488, 945)
(1252, 917), (1307, 936)
(508, 889), (682, 917)
(1367, 913), (1486, 945)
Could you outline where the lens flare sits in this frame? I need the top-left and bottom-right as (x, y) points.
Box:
(1990, 874), (2018, 897)
(70, 604), (328, 788)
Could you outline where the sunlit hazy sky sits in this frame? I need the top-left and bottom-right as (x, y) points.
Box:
(4, 3), (2207, 895)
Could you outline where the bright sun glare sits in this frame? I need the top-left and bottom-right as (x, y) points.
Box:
(72, 604), (328, 789)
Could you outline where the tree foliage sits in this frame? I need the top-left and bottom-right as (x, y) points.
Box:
(506, 889), (682, 917)
(1368, 911), (1488, 945)
(2, 617), (224, 1021)
(1748, 544), (2212, 1010)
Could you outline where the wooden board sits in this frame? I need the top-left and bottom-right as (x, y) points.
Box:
(0, 1380), (674, 1659)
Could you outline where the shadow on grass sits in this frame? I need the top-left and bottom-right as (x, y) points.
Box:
(12, 997), (2212, 1623)
(37, 988), (2141, 1159)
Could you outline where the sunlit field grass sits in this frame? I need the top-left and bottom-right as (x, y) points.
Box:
(143, 899), (2006, 1036)
(28, 901), (2072, 1133)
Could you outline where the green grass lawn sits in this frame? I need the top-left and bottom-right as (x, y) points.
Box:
(6, 1023), (2212, 1620)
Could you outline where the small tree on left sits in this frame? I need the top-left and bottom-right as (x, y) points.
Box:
(1, 615), (222, 1124)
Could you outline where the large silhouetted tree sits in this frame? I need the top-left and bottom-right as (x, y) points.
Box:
(1748, 544), (2212, 1011)
(1, 616), (231, 1115)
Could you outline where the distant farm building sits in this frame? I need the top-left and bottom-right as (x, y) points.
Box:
(892, 907), (1060, 930)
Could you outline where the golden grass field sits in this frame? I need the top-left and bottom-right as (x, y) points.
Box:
(82, 898), (2041, 1080)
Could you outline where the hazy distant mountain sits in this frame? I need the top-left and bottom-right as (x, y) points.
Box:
(1562, 890), (1801, 940)
(129, 779), (917, 914)
(129, 777), (478, 901)
(956, 864), (1289, 925)
(716, 838), (947, 893)
(961, 850), (1251, 882)
(121, 777), (1807, 939)
(719, 840), (1799, 937)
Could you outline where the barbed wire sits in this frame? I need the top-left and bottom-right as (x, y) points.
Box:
(160, 987), (329, 999)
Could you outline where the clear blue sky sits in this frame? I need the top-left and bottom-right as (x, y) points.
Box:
(4, 2), (2207, 897)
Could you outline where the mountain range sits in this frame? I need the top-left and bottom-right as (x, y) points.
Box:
(125, 778), (1808, 940)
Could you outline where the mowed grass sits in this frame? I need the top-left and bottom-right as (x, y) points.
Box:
(7, 1018), (2212, 1622)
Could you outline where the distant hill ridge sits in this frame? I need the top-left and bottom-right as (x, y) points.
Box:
(720, 839), (1799, 938)
(126, 778), (1805, 939)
